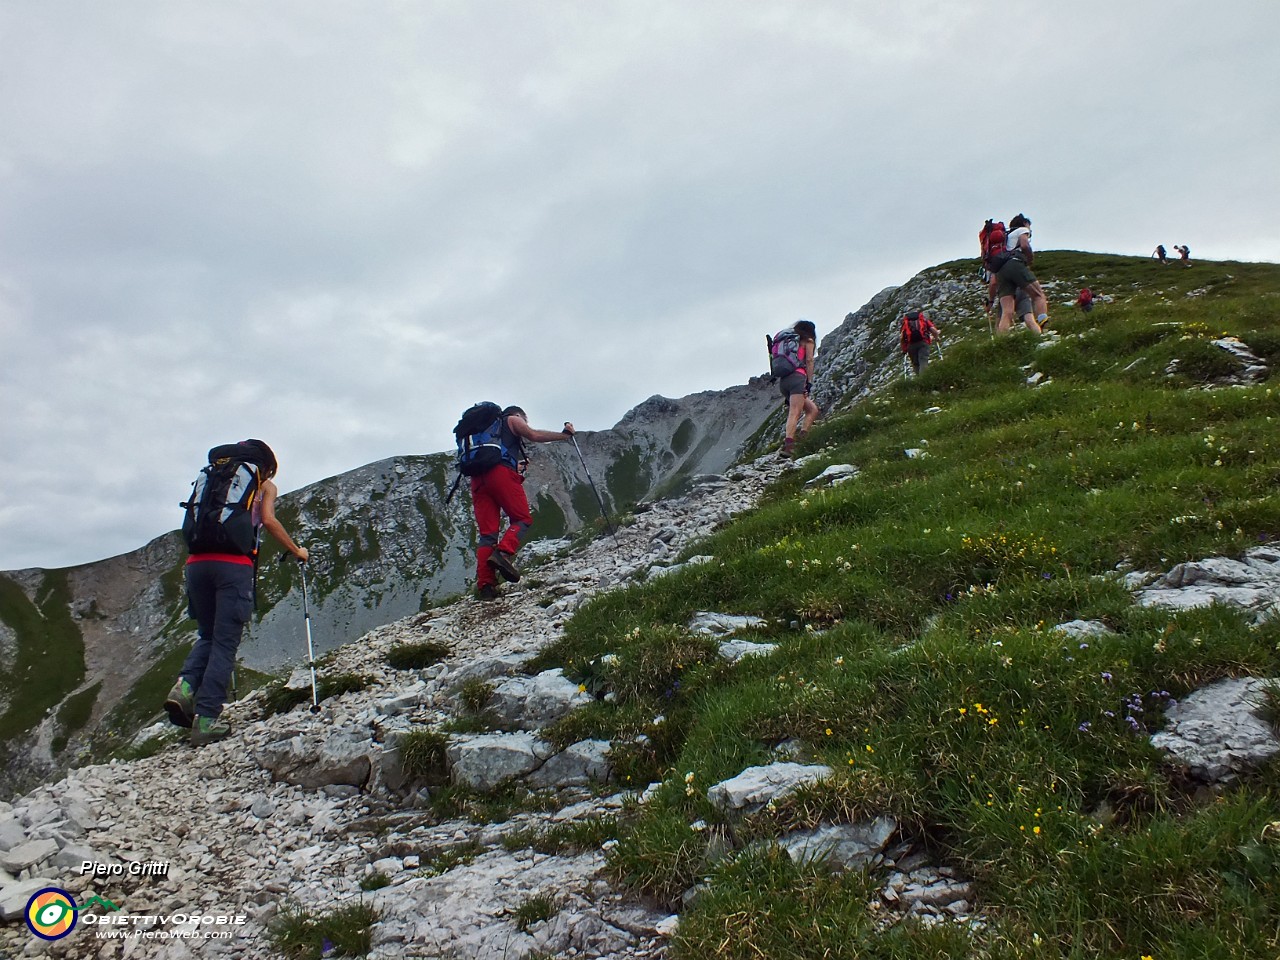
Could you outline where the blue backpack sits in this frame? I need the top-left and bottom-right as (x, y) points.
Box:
(453, 402), (518, 476)
(180, 441), (275, 556)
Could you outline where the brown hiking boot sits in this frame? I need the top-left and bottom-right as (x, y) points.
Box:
(487, 550), (521, 583)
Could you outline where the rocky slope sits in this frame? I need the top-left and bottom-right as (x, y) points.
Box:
(0, 451), (792, 959)
(0, 378), (781, 799)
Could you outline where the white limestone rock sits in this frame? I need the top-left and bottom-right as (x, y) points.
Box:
(1150, 676), (1280, 781)
(446, 733), (554, 791)
(707, 762), (833, 813)
(687, 611), (768, 637)
(779, 817), (897, 870)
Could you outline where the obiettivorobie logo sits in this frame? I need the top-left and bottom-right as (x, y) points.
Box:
(24, 888), (121, 941)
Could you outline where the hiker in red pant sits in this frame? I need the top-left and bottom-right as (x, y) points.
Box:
(472, 407), (576, 600)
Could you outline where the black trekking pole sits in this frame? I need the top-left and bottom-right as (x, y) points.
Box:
(566, 426), (617, 538)
(295, 558), (321, 713)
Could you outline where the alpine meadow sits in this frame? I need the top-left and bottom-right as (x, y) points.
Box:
(534, 251), (1280, 959)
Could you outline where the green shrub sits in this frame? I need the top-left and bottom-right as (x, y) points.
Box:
(261, 673), (371, 719)
(501, 816), (618, 854)
(457, 678), (494, 715)
(358, 871), (390, 891)
(386, 641), (451, 671)
(419, 839), (482, 877)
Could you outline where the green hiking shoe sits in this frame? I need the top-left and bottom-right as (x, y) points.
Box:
(164, 678), (195, 728)
(190, 715), (231, 747)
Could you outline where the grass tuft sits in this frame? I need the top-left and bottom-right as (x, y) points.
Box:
(386, 641), (451, 671)
(268, 900), (378, 959)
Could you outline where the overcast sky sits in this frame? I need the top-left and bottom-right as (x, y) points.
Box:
(2, 1), (1277, 571)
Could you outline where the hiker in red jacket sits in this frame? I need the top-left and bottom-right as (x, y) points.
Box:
(900, 311), (938, 375)
(1076, 287), (1095, 313)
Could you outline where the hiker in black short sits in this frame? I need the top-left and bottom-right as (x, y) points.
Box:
(775, 320), (819, 459)
(995, 214), (1048, 335)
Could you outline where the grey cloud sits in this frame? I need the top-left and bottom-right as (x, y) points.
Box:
(2, 0), (1278, 569)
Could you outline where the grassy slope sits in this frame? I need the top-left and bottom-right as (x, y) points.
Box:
(535, 253), (1280, 959)
(0, 570), (86, 741)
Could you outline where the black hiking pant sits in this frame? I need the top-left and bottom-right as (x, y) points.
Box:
(182, 558), (254, 718)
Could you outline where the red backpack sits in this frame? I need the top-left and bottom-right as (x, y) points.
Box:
(901, 312), (932, 345)
(979, 219), (1011, 271)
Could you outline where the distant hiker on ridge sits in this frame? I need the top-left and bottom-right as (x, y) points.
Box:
(900, 310), (939, 375)
(1175, 244), (1191, 265)
(454, 404), (576, 600)
(166, 440), (309, 747)
(769, 319), (820, 459)
(1153, 244), (1168, 264)
(994, 213), (1048, 335)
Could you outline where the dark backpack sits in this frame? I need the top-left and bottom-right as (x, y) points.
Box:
(181, 442), (272, 556)
(979, 219), (1011, 272)
(453, 402), (518, 477)
(768, 329), (803, 378)
(902, 312), (931, 345)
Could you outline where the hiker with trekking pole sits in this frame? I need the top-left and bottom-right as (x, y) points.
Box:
(449, 404), (578, 601)
(165, 440), (309, 746)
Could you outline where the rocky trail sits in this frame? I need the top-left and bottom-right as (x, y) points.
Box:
(0, 457), (789, 959)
